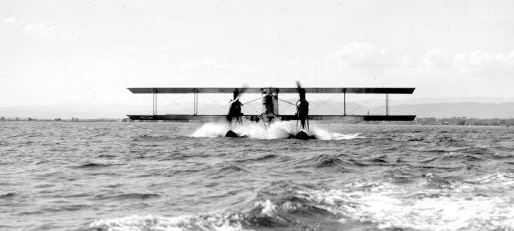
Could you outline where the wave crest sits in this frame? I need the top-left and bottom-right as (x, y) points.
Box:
(89, 214), (246, 231)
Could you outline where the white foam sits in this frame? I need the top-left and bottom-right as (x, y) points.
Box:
(89, 214), (248, 231)
(190, 121), (362, 140)
(310, 127), (363, 140)
(298, 174), (514, 230)
(254, 200), (277, 217)
(191, 123), (229, 138)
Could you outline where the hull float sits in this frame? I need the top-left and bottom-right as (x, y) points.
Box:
(290, 130), (316, 140)
(225, 130), (243, 138)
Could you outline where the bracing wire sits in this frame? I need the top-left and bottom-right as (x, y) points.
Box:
(278, 99), (296, 106)
(242, 96), (263, 105)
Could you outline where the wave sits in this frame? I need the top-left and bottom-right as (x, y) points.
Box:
(0, 192), (16, 198)
(297, 174), (514, 230)
(97, 154), (118, 158)
(217, 165), (248, 174)
(94, 192), (161, 201)
(87, 195), (335, 231)
(132, 134), (171, 142)
(234, 154), (278, 163)
(315, 157), (346, 168)
(87, 174), (514, 231)
(297, 154), (350, 169)
(441, 153), (484, 161)
(89, 214), (247, 231)
(74, 162), (114, 168)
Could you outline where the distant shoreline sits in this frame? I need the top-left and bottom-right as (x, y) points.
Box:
(1, 117), (513, 127)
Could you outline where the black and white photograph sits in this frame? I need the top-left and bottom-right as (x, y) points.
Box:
(1, 0), (514, 230)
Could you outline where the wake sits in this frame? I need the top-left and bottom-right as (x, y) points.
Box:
(190, 121), (362, 140)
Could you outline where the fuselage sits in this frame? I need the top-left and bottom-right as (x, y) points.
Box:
(261, 88), (280, 122)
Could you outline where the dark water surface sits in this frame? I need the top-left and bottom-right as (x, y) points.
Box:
(1, 121), (514, 231)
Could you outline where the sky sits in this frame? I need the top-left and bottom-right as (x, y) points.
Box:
(1, 0), (514, 113)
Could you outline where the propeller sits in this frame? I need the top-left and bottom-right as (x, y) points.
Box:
(296, 81), (309, 130)
(296, 81), (306, 101)
(232, 84), (249, 100)
(227, 84), (248, 125)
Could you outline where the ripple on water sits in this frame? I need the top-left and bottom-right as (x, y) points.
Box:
(94, 192), (161, 201)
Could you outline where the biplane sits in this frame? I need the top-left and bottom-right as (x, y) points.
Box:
(127, 82), (415, 139)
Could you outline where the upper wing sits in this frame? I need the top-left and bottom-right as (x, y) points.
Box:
(128, 88), (255, 93)
(128, 87), (415, 94)
(276, 88), (415, 94)
(126, 114), (416, 121)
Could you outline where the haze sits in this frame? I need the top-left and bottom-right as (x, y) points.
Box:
(1, 0), (514, 118)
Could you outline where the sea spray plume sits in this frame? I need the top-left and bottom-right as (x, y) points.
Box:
(191, 122), (229, 138)
(190, 121), (292, 139)
(190, 121), (363, 140)
(264, 121), (295, 139)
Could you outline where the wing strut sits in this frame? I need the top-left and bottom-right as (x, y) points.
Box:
(153, 89), (158, 115)
(386, 94), (389, 116)
(343, 89), (346, 116)
(193, 89), (199, 115)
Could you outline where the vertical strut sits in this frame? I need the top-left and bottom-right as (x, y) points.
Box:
(386, 94), (389, 116)
(261, 90), (265, 114)
(193, 90), (198, 116)
(274, 88), (279, 116)
(343, 89), (346, 116)
(153, 88), (158, 115)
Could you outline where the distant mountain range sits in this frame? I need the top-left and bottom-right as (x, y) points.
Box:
(1, 101), (513, 119)
(301, 101), (514, 119)
(376, 102), (514, 119)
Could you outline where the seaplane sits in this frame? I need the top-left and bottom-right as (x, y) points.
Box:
(126, 82), (415, 139)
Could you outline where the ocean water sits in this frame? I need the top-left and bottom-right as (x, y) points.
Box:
(1, 121), (514, 231)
